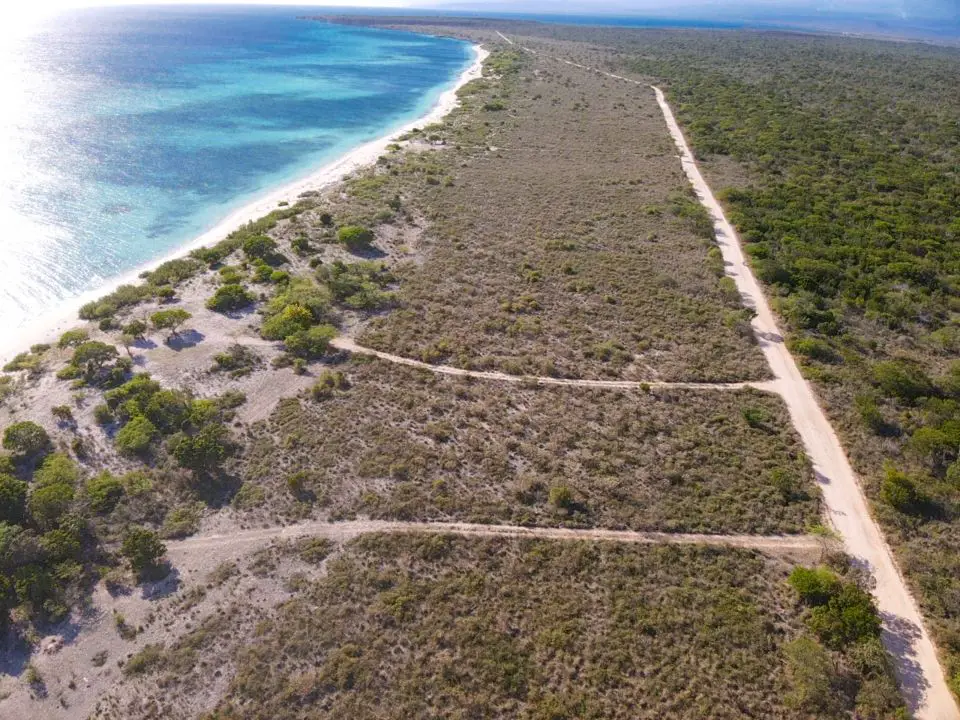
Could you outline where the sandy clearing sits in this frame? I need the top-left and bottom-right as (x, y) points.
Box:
(331, 337), (777, 392)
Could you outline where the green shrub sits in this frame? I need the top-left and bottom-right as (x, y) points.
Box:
(144, 389), (190, 434)
(872, 360), (934, 403)
(121, 527), (166, 575)
(283, 324), (337, 359)
(207, 283), (255, 312)
(160, 503), (203, 538)
(212, 344), (261, 377)
(788, 566), (841, 606)
(3, 351), (44, 374)
(143, 257), (202, 286)
(0, 474), (27, 524)
(28, 481), (75, 528)
(311, 370), (349, 401)
(880, 467), (925, 515)
(337, 225), (374, 251)
(232, 482), (266, 510)
(58, 328), (89, 349)
(788, 337), (840, 364)
(85, 472), (124, 514)
(115, 416), (159, 456)
(123, 643), (165, 676)
(190, 235), (242, 266)
(261, 303), (314, 341)
(78, 284), (151, 320)
(548, 485), (574, 510)
(56, 365), (82, 381)
(2, 421), (50, 459)
(783, 636), (835, 713)
(35, 453), (80, 487)
(93, 404), (114, 425)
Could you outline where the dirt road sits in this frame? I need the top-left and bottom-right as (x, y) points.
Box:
(651, 84), (959, 720)
(170, 519), (828, 559)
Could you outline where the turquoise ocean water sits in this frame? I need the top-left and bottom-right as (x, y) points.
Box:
(0, 6), (471, 336)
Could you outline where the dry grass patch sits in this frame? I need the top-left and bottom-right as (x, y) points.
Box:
(236, 357), (817, 533)
(204, 533), (865, 720)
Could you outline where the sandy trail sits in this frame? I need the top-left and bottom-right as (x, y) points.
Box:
(331, 337), (776, 392)
(487, 34), (959, 720)
(170, 519), (828, 559)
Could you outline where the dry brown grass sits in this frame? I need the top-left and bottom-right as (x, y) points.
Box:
(234, 356), (817, 534)
(201, 534), (848, 720)
(274, 44), (770, 381)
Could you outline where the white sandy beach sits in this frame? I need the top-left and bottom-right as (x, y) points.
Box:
(0, 43), (487, 365)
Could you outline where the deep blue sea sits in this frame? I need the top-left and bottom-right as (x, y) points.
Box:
(0, 6), (471, 336)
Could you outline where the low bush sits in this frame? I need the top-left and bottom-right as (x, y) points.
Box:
(206, 284), (255, 313)
(337, 225), (374, 252)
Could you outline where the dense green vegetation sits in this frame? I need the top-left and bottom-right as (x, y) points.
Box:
(0, 444), (164, 629)
(603, 29), (960, 697)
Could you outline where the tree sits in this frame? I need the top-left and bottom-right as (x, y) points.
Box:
(337, 225), (374, 251)
(150, 309), (192, 339)
(72, 341), (120, 381)
(206, 283), (255, 312)
(115, 416), (159, 456)
(121, 526), (166, 576)
(0, 474), (27, 525)
(2, 421), (50, 460)
(119, 334), (136, 359)
(808, 582), (882, 649)
(123, 319), (148, 340)
(242, 235), (278, 262)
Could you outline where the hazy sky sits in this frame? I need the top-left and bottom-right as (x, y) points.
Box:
(4, 0), (957, 26)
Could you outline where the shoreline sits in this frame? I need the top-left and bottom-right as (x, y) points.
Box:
(1, 42), (488, 365)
